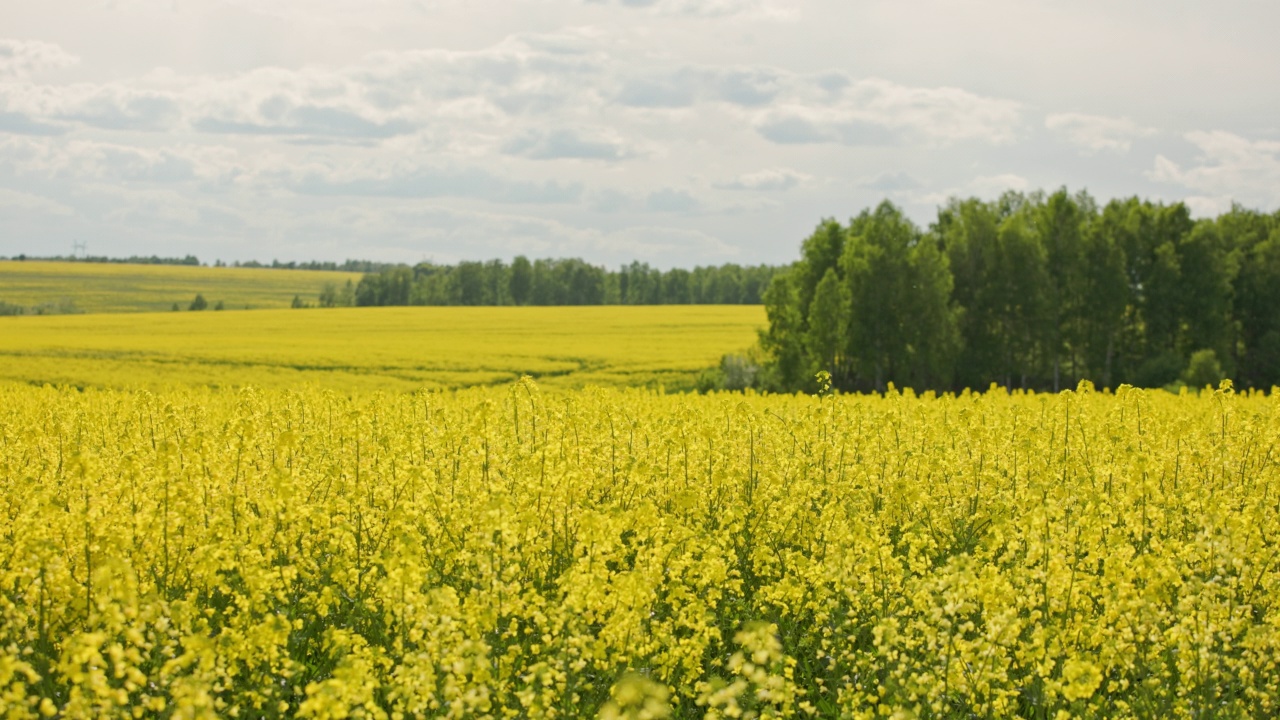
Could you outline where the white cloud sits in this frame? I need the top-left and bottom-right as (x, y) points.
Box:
(185, 65), (422, 141)
(1148, 130), (1280, 208)
(584, 0), (792, 19)
(0, 110), (67, 136)
(587, 188), (632, 213)
(501, 127), (640, 160)
(0, 39), (78, 78)
(221, 0), (445, 25)
(1045, 112), (1153, 153)
(607, 225), (739, 260)
(612, 65), (789, 110)
(0, 135), (243, 186)
(292, 165), (584, 204)
(1, 34), (612, 142)
(0, 186), (73, 216)
(969, 173), (1029, 196)
(2, 35), (1024, 156)
(645, 187), (701, 213)
(59, 87), (183, 132)
(912, 173), (1030, 206)
(755, 78), (1022, 146)
(258, 201), (736, 266)
(6, 1), (1278, 265)
(2, 81), (183, 134)
(861, 172), (919, 192)
(715, 167), (808, 191)
(1181, 195), (1236, 218)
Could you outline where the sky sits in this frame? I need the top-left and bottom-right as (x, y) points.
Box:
(2, 0), (1278, 268)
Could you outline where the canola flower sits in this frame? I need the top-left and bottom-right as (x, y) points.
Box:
(0, 379), (1278, 719)
(0, 306), (764, 392)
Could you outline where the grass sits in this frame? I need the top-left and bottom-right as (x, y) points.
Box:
(0, 260), (361, 314)
(0, 305), (766, 392)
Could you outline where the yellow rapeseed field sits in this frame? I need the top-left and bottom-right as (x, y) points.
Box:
(0, 261), (361, 314)
(0, 306), (765, 392)
(1, 379), (1277, 719)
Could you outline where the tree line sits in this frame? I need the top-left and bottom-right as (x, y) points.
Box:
(225, 259), (395, 273)
(2, 255), (396, 273)
(752, 190), (1280, 394)
(4, 254), (203, 266)
(345, 258), (779, 307)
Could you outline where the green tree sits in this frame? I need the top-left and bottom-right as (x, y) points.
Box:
(795, 219), (845, 321)
(354, 274), (381, 306)
(1181, 349), (1225, 389)
(355, 266), (412, 306)
(1108, 199), (1193, 384)
(755, 191), (1268, 393)
(484, 259), (510, 305)
(840, 201), (921, 391)
(568, 261), (606, 305)
(189, 293), (207, 311)
(1177, 221), (1235, 370)
(936, 197), (1004, 389)
(993, 209), (1051, 389)
(1223, 207), (1280, 388)
(1078, 215), (1129, 387)
(905, 231), (958, 388)
(662, 268), (692, 304)
(1030, 188), (1091, 390)
(384, 265), (414, 306)
(318, 282), (338, 308)
(619, 262), (653, 304)
(338, 279), (355, 307)
(758, 271), (807, 390)
(510, 256), (533, 305)
(804, 267), (850, 383)
(457, 261), (485, 306)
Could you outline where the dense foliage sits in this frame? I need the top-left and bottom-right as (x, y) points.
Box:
(2, 381), (1278, 719)
(758, 192), (1280, 393)
(350, 259), (779, 307)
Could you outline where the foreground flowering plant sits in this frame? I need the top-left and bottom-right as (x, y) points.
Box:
(0, 379), (1276, 719)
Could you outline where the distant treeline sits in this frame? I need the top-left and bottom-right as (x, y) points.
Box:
(2, 255), (395, 273)
(5, 254), (204, 266)
(345, 258), (780, 307)
(223, 259), (396, 273)
(747, 190), (1280, 394)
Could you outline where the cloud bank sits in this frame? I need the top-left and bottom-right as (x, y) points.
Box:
(2, 0), (1278, 265)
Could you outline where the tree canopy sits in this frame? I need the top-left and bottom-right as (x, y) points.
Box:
(756, 191), (1280, 393)
(349, 259), (779, 308)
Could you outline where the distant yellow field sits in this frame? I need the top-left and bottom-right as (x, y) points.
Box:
(0, 305), (766, 391)
(0, 260), (361, 314)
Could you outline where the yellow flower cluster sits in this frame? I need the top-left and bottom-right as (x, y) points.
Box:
(1, 380), (1277, 719)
